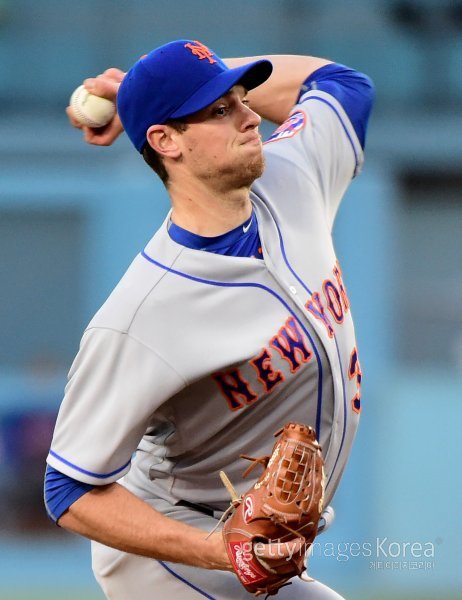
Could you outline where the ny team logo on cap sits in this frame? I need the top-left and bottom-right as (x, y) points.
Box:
(184, 40), (217, 64)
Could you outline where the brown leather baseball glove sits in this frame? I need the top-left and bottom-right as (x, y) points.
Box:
(221, 422), (325, 597)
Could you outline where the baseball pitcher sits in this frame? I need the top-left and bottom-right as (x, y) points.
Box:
(45, 38), (374, 599)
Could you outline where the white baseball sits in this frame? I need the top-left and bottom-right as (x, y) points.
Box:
(70, 85), (116, 128)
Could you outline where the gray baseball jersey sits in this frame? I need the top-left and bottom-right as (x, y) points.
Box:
(47, 88), (363, 515)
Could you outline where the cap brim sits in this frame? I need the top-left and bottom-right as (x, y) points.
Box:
(170, 59), (273, 120)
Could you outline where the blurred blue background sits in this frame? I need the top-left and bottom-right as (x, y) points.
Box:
(1, 1), (461, 598)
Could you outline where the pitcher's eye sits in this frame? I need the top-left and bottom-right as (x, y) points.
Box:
(214, 105), (229, 117)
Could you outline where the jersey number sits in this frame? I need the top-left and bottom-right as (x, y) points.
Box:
(348, 347), (362, 414)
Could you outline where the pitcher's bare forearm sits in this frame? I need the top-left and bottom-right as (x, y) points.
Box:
(225, 55), (331, 124)
(59, 482), (231, 571)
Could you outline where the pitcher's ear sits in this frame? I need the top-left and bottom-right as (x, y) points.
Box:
(146, 124), (182, 159)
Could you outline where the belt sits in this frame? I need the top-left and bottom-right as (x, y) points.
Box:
(176, 499), (215, 517)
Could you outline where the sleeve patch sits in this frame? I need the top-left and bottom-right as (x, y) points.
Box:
(264, 110), (307, 144)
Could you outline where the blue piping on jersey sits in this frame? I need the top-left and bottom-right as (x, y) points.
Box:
(48, 449), (131, 479)
(327, 337), (348, 486)
(140, 249), (324, 421)
(272, 220), (348, 488)
(301, 95), (360, 176)
(271, 225), (324, 438)
(158, 560), (216, 599)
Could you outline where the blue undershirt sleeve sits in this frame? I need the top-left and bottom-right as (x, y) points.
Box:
(298, 63), (375, 149)
(44, 464), (94, 524)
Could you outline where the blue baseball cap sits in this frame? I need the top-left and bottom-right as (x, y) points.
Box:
(117, 40), (273, 152)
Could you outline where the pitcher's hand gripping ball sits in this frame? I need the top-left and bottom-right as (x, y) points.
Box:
(222, 423), (325, 596)
(70, 85), (116, 128)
